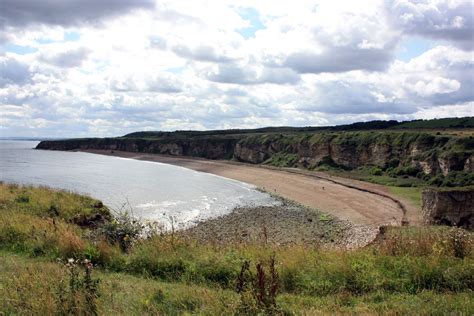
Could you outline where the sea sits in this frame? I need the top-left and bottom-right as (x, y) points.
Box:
(0, 140), (278, 229)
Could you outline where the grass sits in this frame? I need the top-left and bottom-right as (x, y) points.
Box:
(333, 169), (426, 187)
(1, 183), (473, 314)
(388, 186), (423, 209)
(0, 182), (110, 222)
(2, 252), (473, 315)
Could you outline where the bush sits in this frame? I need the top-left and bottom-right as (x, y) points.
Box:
(100, 212), (144, 252)
(389, 165), (421, 177)
(386, 158), (400, 169)
(369, 166), (383, 176)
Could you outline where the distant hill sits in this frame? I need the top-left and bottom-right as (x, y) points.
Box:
(122, 117), (473, 139)
(394, 117), (474, 129)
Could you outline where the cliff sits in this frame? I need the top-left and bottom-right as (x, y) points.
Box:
(36, 130), (473, 183)
(36, 137), (238, 160)
(233, 132), (474, 175)
(422, 188), (474, 230)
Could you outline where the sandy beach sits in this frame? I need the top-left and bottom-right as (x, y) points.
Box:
(81, 149), (421, 228)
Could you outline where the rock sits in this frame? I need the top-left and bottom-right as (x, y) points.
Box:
(422, 188), (474, 230)
(93, 201), (104, 209)
(464, 154), (474, 173)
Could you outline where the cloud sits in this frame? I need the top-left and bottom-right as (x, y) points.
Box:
(411, 77), (460, 97)
(294, 80), (415, 115)
(1, 0), (473, 137)
(249, 2), (398, 74)
(284, 48), (393, 74)
(146, 75), (184, 93)
(171, 44), (236, 63)
(0, 0), (155, 28)
(206, 64), (300, 85)
(0, 56), (32, 87)
(393, 45), (474, 105)
(40, 47), (90, 68)
(109, 77), (138, 92)
(387, 0), (474, 50)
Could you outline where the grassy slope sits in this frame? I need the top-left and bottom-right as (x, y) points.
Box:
(2, 252), (473, 315)
(1, 183), (473, 314)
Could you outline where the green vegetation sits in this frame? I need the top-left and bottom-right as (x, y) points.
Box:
(264, 152), (300, 167)
(121, 117), (473, 139)
(395, 117), (474, 129)
(1, 183), (473, 314)
(388, 186), (423, 209)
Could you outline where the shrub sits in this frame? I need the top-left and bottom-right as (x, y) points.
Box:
(369, 166), (383, 176)
(15, 193), (30, 203)
(99, 212), (144, 252)
(386, 158), (400, 169)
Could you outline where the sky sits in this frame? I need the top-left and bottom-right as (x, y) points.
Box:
(0, 0), (473, 137)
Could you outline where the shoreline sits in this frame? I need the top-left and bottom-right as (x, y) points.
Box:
(182, 194), (381, 249)
(78, 149), (421, 227)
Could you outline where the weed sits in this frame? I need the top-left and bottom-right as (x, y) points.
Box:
(448, 229), (471, 259)
(236, 254), (281, 315)
(56, 258), (100, 315)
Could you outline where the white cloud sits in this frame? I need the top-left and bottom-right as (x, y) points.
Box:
(0, 55), (32, 87)
(0, 0), (472, 137)
(386, 0), (473, 50)
(39, 46), (91, 68)
(412, 77), (460, 97)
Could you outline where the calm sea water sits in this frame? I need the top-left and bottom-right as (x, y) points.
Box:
(0, 141), (277, 229)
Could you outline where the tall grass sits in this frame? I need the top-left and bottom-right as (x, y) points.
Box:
(1, 183), (473, 314)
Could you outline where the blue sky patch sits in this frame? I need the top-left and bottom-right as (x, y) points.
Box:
(3, 43), (38, 55)
(237, 8), (265, 39)
(167, 67), (185, 74)
(35, 32), (80, 46)
(37, 38), (56, 44)
(64, 32), (80, 41)
(396, 37), (435, 62)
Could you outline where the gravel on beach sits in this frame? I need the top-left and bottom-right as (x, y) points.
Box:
(183, 196), (381, 249)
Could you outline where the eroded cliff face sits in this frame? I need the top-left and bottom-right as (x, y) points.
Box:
(36, 138), (238, 160)
(232, 133), (473, 176)
(422, 189), (474, 230)
(36, 131), (473, 177)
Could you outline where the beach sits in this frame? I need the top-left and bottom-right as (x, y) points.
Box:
(78, 150), (422, 247)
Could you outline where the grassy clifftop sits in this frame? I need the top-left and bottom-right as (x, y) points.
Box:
(1, 183), (474, 314)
